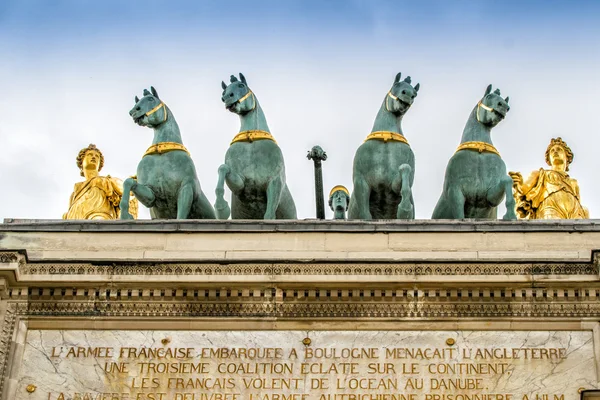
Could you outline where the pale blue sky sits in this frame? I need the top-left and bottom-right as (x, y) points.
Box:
(1, 1), (599, 219)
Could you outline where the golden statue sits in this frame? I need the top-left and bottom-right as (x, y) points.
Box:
(63, 144), (138, 220)
(509, 137), (588, 219)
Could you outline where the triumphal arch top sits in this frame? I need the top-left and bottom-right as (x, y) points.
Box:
(0, 219), (599, 400)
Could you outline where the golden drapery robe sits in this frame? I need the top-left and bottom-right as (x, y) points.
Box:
(63, 176), (137, 220)
(516, 168), (588, 219)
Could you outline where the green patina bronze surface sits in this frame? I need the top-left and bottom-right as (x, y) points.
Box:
(432, 84), (516, 220)
(348, 73), (419, 220)
(214, 73), (297, 219)
(307, 145), (327, 219)
(120, 87), (215, 220)
(329, 188), (349, 220)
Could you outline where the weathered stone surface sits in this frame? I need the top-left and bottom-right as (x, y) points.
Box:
(14, 330), (595, 400)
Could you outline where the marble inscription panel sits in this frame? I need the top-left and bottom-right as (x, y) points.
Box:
(13, 331), (597, 400)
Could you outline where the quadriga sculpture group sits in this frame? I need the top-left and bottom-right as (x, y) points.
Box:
(63, 71), (586, 221)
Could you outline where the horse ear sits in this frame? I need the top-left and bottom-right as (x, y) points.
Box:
(150, 86), (159, 98)
(221, 81), (227, 90)
(143, 89), (151, 96)
(484, 84), (492, 96)
(505, 96), (510, 103)
(414, 83), (420, 92)
(135, 96), (140, 103)
(494, 88), (501, 95)
(239, 73), (247, 85)
(404, 76), (412, 84)
(230, 75), (238, 83)
(394, 72), (402, 83)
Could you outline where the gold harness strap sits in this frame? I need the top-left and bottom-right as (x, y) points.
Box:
(236, 90), (256, 111)
(364, 131), (410, 145)
(385, 91), (399, 112)
(145, 102), (168, 123)
(144, 142), (190, 157)
(230, 130), (277, 145)
(476, 101), (496, 123)
(455, 141), (501, 157)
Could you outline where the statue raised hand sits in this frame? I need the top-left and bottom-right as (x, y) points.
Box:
(510, 137), (588, 219)
(64, 144), (138, 220)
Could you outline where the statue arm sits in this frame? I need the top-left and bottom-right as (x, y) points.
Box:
(571, 178), (581, 199)
(520, 169), (541, 194)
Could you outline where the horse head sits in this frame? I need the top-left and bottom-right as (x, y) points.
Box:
(129, 86), (167, 127)
(385, 72), (420, 115)
(221, 73), (255, 115)
(476, 84), (510, 127)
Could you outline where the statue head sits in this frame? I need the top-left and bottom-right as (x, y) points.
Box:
(76, 144), (104, 177)
(221, 73), (255, 115)
(129, 86), (167, 127)
(545, 137), (573, 171)
(385, 72), (420, 116)
(476, 84), (510, 127)
(328, 185), (350, 213)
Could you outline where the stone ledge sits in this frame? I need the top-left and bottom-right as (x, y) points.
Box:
(2, 218), (600, 232)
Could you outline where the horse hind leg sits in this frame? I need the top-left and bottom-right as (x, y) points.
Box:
(275, 184), (297, 219)
(177, 178), (196, 219)
(192, 189), (216, 219)
(396, 164), (414, 219)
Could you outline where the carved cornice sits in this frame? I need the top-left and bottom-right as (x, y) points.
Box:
(15, 261), (599, 277)
(3, 286), (599, 319)
(0, 252), (22, 265)
(0, 303), (18, 396)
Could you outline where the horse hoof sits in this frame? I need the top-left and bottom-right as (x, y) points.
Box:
(214, 201), (231, 220)
(502, 213), (517, 221)
(397, 199), (414, 219)
(397, 208), (413, 219)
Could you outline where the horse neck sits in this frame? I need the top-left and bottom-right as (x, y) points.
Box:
(152, 108), (183, 144)
(371, 100), (403, 134)
(239, 99), (270, 133)
(460, 107), (492, 144)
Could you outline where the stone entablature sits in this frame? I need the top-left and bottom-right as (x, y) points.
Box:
(1, 220), (600, 400)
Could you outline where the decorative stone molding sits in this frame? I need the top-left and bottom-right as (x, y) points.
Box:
(16, 261), (599, 277)
(0, 303), (18, 397)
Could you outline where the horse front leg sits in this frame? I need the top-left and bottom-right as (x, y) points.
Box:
(120, 177), (156, 219)
(396, 164), (414, 219)
(214, 164), (244, 220)
(265, 175), (284, 219)
(486, 175), (517, 220)
(501, 175), (517, 220)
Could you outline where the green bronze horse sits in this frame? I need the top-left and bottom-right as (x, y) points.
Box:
(432, 84), (516, 220)
(120, 87), (215, 219)
(214, 73), (297, 219)
(348, 72), (420, 220)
